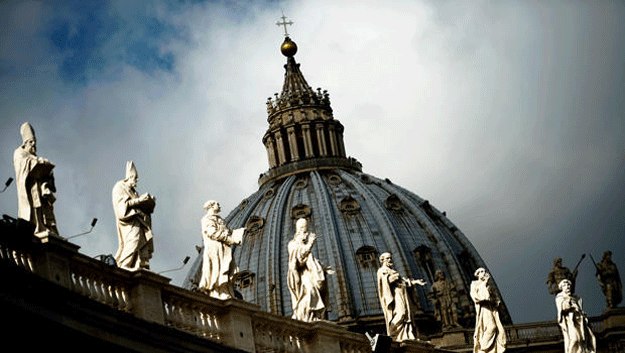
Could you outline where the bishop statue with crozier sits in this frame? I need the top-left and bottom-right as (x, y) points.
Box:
(13, 122), (59, 238)
(112, 161), (156, 270)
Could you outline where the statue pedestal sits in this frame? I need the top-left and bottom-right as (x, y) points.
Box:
(603, 307), (625, 331)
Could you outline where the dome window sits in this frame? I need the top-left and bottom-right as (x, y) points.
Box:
(235, 270), (255, 290)
(263, 188), (276, 199)
(294, 177), (308, 189)
(291, 204), (311, 219)
(457, 249), (479, 281)
(238, 199), (249, 210)
(246, 216), (265, 234)
(356, 246), (379, 268)
(328, 173), (342, 185)
(414, 245), (436, 282)
(340, 196), (360, 215)
(385, 194), (403, 211)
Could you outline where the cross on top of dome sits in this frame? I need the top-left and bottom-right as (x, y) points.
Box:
(276, 13), (293, 37)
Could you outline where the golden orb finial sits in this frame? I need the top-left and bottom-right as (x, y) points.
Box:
(281, 37), (297, 57)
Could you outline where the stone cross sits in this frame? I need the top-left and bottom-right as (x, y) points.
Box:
(276, 14), (293, 37)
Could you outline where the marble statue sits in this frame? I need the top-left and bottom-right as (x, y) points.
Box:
(112, 161), (156, 270)
(287, 218), (334, 322)
(13, 122), (59, 238)
(470, 268), (506, 353)
(556, 279), (596, 353)
(377, 252), (426, 341)
(199, 200), (245, 299)
(594, 251), (622, 309)
(429, 270), (459, 329)
(547, 257), (579, 295)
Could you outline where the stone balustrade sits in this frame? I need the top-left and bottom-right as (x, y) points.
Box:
(0, 228), (376, 352)
(1, 224), (622, 353)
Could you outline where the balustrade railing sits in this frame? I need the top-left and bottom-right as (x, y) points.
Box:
(1, 228), (620, 353)
(69, 259), (132, 312)
(251, 314), (310, 353)
(161, 288), (225, 340)
(0, 242), (35, 272)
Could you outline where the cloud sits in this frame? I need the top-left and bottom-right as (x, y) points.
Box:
(1, 0), (623, 324)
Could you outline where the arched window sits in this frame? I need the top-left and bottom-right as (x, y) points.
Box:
(414, 245), (436, 282)
(245, 217), (265, 245)
(356, 246), (379, 269)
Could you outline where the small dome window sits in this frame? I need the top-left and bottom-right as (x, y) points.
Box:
(238, 198), (249, 210)
(263, 188), (275, 199)
(328, 173), (342, 185)
(356, 246), (379, 269)
(385, 194), (403, 211)
(294, 176), (308, 189)
(291, 204), (311, 219)
(235, 270), (256, 290)
(246, 216), (265, 234)
(340, 196), (360, 215)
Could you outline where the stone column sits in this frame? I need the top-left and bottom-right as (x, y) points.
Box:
(264, 136), (277, 168)
(316, 123), (328, 157)
(275, 131), (287, 165)
(336, 125), (346, 157)
(302, 124), (314, 158)
(286, 126), (300, 161)
(328, 123), (339, 156)
(36, 235), (80, 289)
(129, 270), (171, 324)
(221, 300), (260, 353)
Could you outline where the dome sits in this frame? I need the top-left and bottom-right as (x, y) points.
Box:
(185, 35), (512, 333)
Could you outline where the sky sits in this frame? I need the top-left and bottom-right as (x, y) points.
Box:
(1, 0), (624, 325)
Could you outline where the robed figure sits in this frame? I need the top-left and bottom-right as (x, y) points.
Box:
(470, 268), (506, 353)
(429, 270), (460, 329)
(199, 200), (244, 299)
(595, 251), (622, 309)
(377, 252), (426, 341)
(556, 279), (596, 353)
(287, 218), (333, 322)
(112, 161), (156, 270)
(13, 122), (59, 237)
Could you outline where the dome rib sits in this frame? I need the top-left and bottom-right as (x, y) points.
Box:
(309, 170), (353, 321)
(265, 176), (296, 315)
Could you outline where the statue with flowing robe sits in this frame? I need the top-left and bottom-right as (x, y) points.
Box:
(470, 268), (506, 353)
(556, 279), (596, 353)
(377, 252), (426, 341)
(287, 218), (333, 322)
(13, 122), (58, 238)
(112, 161), (156, 270)
(199, 200), (244, 299)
